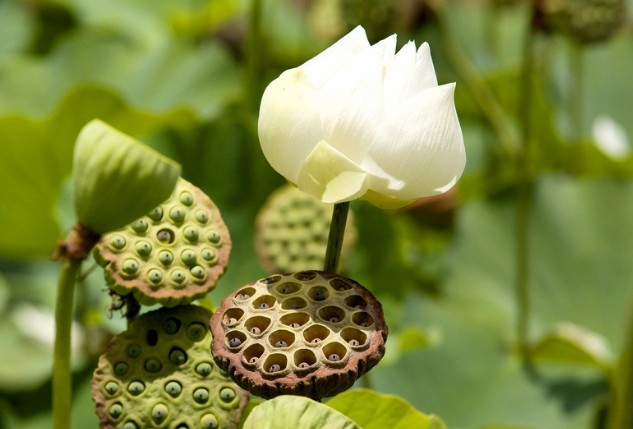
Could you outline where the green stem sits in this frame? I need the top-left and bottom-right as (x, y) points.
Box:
(431, 0), (520, 160)
(568, 41), (585, 172)
(609, 293), (633, 429)
(323, 202), (350, 273)
(515, 6), (537, 362)
(53, 258), (82, 429)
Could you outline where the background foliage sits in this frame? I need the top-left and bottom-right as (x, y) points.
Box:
(0, 0), (632, 428)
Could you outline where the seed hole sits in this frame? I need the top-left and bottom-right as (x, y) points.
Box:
(294, 271), (317, 281)
(345, 295), (367, 309)
(318, 306), (345, 324)
(186, 322), (207, 342)
(226, 331), (246, 349)
(261, 274), (282, 285)
(280, 312), (309, 328)
(281, 297), (307, 310)
(169, 347), (187, 365)
(253, 295), (276, 310)
(322, 342), (347, 363)
(303, 324), (330, 344)
(163, 317), (181, 334)
(275, 282), (301, 294)
(245, 316), (271, 336)
(243, 343), (265, 366)
(146, 329), (159, 346)
(330, 278), (352, 291)
(269, 330), (295, 348)
(157, 228), (175, 244)
(308, 286), (329, 302)
(263, 354), (287, 374)
(341, 327), (367, 347)
(353, 311), (375, 328)
(235, 287), (255, 301)
(222, 308), (244, 327)
(294, 349), (317, 370)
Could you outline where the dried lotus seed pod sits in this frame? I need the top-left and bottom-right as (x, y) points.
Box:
(210, 271), (387, 400)
(255, 185), (356, 274)
(92, 305), (248, 429)
(537, 0), (625, 44)
(94, 178), (231, 307)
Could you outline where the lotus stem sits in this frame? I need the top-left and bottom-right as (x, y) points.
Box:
(324, 202), (350, 273)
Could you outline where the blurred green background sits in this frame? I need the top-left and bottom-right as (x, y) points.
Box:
(1, 0), (632, 428)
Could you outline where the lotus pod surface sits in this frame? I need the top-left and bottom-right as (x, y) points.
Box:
(92, 305), (248, 429)
(209, 271), (387, 400)
(254, 185), (356, 274)
(539, 0), (625, 43)
(94, 178), (231, 307)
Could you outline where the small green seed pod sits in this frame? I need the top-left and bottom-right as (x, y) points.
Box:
(109, 235), (127, 251)
(147, 207), (163, 222)
(147, 268), (164, 285)
(193, 387), (210, 404)
(131, 219), (149, 234)
(179, 191), (194, 206)
(158, 250), (174, 266)
(135, 240), (152, 257)
(152, 403), (169, 424)
(169, 206), (186, 223)
(180, 249), (197, 266)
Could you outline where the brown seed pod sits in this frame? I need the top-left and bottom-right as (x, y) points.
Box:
(92, 305), (249, 429)
(94, 178), (231, 307)
(209, 271), (388, 400)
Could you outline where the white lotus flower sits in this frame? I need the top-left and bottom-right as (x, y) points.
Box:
(258, 26), (466, 209)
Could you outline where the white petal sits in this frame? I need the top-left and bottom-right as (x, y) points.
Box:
(411, 42), (438, 94)
(297, 140), (368, 203)
(301, 26), (370, 88)
(363, 83), (465, 199)
(383, 41), (417, 110)
(258, 68), (324, 182)
(319, 35), (397, 163)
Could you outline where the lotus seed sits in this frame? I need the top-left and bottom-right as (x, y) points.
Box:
(126, 344), (141, 358)
(298, 362), (309, 369)
(105, 381), (119, 395)
(200, 414), (218, 429)
(206, 230), (221, 244)
(268, 364), (281, 372)
(195, 210), (209, 224)
(349, 339), (360, 346)
(152, 403), (169, 423)
(144, 358), (162, 373)
(165, 380), (182, 397)
(123, 421), (138, 429)
(147, 207), (163, 221)
(290, 322), (300, 328)
(193, 387), (209, 404)
(122, 259), (139, 275)
(249, 357), (258, 364)
(170, 269), (186, 284)
(179, 191), (194, 206)
(250, 327), (261, 334)
(157, 229), (175, 244)
(148, 268), (163, 284)
(180, 249), (197, 265)
(274, 340), (288, 348)
(311, 338), (321, 344)
(312, 291), (326, 301)
(328, 354), (340, 361)
(183, 226), (199, 242)
(195, 362), (213, 377)
(190, 265), (205, 279)
(227, 317), (237, 325)
(163, 317), (180, 334)
(219, 387), (236, 403)
(109, 403), (123, 419)
(237, 293), (249, 300)
(158, 250), (174, 266)
(169, 347), (187, 365)
(229, 337), (242, 347)
(201, 248), (216, 261)
(186, 322), (207, 341)
(127, 381), (145, 396)
(258, 302), (269, 309)
(114, 362), (128, 376)
(110, 235), (126, 250)
(169, 206), (186, 223)
(131, 219), (149, 233)
(135, 240), (152, 257)
(329, 317), (340, 323)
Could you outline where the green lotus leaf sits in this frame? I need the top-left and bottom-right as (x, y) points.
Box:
(72, 119), (181, 233)
(328, 389), (447, 429)
(243, 396), (360, 429)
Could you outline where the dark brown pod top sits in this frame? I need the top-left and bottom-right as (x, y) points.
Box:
(209, 271), (388, 400)
(92, 305), (248, 429)
(94, 178), (231, 307)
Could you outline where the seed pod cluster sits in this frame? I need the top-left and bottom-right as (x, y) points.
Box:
(538, 0), (625, 43)
(94, 178), (231, 307)
(210, 271), (387, 400)
(255, 185), (356, 274)
(92, 305), (248, 429)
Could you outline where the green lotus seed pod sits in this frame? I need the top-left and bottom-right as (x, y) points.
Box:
(92, 305), (249, 429)
(255, 185), (357, 274)
(72, 119), (181, 234)
(539, 0), (625, 43)
(210, 271), (387, 400)
(122, 422), (138, 429)
(93, 178), (232, 307)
